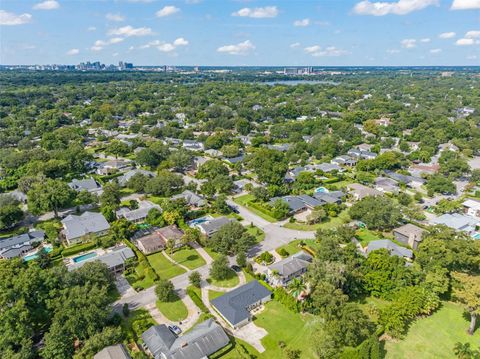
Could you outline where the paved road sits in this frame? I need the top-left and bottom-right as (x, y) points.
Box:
(226, 198), (315, 257)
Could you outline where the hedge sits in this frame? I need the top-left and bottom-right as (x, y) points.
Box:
(186, 286), (209, 313)
(247, 201), (282, 220)
(62, 241), (97, 257)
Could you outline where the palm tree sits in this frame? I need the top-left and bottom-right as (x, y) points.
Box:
(288, 278), (306, 298)
(454, 342), (473, 359)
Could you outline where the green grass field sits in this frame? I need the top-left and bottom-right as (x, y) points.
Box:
(208, 289), (225, 301)
(283, 209), (350, 231)
(385, 302), (480, 359)
(125, 260), (156, 289)
(121, 309), (157, 344)
(171, 247), (206, 270)
(233, 194), (278, 223)
(207, 269), (239, 288)
(156, 297), (188, 322)
(246, 225), (266, 242)
(276, 239), (320, 256)
(254, 300), (320, 358)
(204, 247), (222, 260)
(355, 228), (382, 246)
(147, 252), (186, 279)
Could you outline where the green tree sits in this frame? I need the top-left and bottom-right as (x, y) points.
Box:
(452, 272), (480, 335)
(189, 271), (202, 288)
(155, 279), (175, 302)
(27, 179), (75, 217)
(0, 195), (24, 230)
(210, 255), (230, 281)
(100, 182), (121, 208)
(349, 196), (401, 230)
(209, 221), (255, 255)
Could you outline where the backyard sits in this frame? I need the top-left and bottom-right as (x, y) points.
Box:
(276, 239), (320, 257)
(147, 252), (186, 279)
(171, 247), (206, 270)
(355, 228), (382, 246)
(385, 302), (480, 359)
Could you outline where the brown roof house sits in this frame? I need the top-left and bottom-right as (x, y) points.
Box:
(346, 183), (384, 201)
(134, 225), (184, 255)
(393, 223), (426, 250)
(157, 225), (185, 249)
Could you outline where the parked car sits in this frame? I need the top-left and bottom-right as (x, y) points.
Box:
(168, 325), (182, 336)
(228, 204), (239, 213)
(231, 265), (241, 272)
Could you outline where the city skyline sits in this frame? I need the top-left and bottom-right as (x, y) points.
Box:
(1, 0), (479, 66)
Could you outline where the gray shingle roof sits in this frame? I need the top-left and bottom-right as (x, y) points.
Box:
(367, 239), (413, 259)
(268, 251), (313, 277)
(117, 169), (156, 186)
(0, 230), (45, 251)
(61, 212), (110, 241)
(68, 245), (135, 271)
(142, 319), (229, 359)
(172, 190), (206, 207)
(116, 201), (161, 222)
(68, 178), (102, 192)
(94, 344), (131, 359)
(211, 280), (272, 327)
(197, 217), (233, 235)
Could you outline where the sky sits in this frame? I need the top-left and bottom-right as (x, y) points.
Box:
(0, 0), (479, 66)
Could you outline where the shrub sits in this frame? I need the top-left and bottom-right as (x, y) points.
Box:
(277, 248), (289, 258)
(186, 286), (208, 313)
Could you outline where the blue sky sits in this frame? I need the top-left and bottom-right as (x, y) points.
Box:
(1, 0), (479, 66)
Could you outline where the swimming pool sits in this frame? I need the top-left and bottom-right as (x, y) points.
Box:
(73, 252), (97, 263)
(314, 187), (330, 194)
(24, 246), (53, 262)
(188, 216), (214, 226)
(473, 233), (480, 240)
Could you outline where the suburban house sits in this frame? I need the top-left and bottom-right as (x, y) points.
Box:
(331, 155), (357, 167)
(438, 142), (459, 153)
(223, 154), (245, 165)
(172, 190), (206, 208)
(233, 179), (259, 193)
(408, 163), (440, 177)
(134, 231), (165, 255)
(61, 211), (110, 245)
(116, 200), (161, 223)
(96, 159), (132, 175)
(195, 217), (234, 237)
(68, 245), (135, 273)
(157, 225), (184, 249)
(347, 148), (378, 160)
(116, 169), (156, 187)
(315, 163), (343, 173)
(142, 319), (229, 359)
(0, 230), (45, 259)
(463, 199), (480, 219)
(68, 178), (103, 195)
(205, 149), (223, 157)
(374, 177), (399, 194)
(270, 191), (344, 215)
(431, 213), (480, 236)
(346, 183), (384, 201)
(384, 170), (425, 190)
(393, 223), (426, 249)
(266, 251), (313, 287)
(211, 280), (272, 329)
(366, 239), (413, 260)
(94, 344), (131, 359)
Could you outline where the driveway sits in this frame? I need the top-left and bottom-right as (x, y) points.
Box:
(234, 322), (267, 353)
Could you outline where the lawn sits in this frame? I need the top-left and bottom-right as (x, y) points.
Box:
(245, 225), (265, 242)
(147, 252), (186, 280)
(125, 260), (156, 290)
(156, 296), (188, 322)
(204, 247), (222, 260)
(253, 300), (320, 358)
(385, 302), (480, 359)
(171, 247), (206, 270)
(233, 194), (278, 223)
(276, 239), (320, 257)
(208, 289), (225, 301)
(283, 209), (350, 231)
(208, 269), (240, 288)
(355, 228), (382, 246)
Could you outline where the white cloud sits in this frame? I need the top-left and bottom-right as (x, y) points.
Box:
(304, 45), (349, 57)
(66, 48), (79, 55)
(217, 40), (255, 55)
(430, 48), (442, 53)
(0, 10), (32, 25)
(91, 40), (107, 51)
(156, 6), (180, 17)
(158, 43), (176, 52)
(108, 25), (153, 37)
(290, 42), (301, 48)
(87, 26), (96, 31)
(467, 55), (478, 59)
(465, 30), (480, 38)
(451, 0), (480, 10)
(401, 38), (417, 48)
(33, 0), (59, 10)
(439, 31), (456, 39)
(232, 6), (278, 18)
(420, 38), (431, 43)
(109, 37), (124, 44)
(293, 18), (310, 27)
(173, 37), (189, 46)
(456, 38), (477, 45)
(353, 0), (438, 16)
(386, 49), (401, 54)
(106, 13), (125, 22)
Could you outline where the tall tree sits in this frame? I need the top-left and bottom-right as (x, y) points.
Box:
(452, 272), (480, 335)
